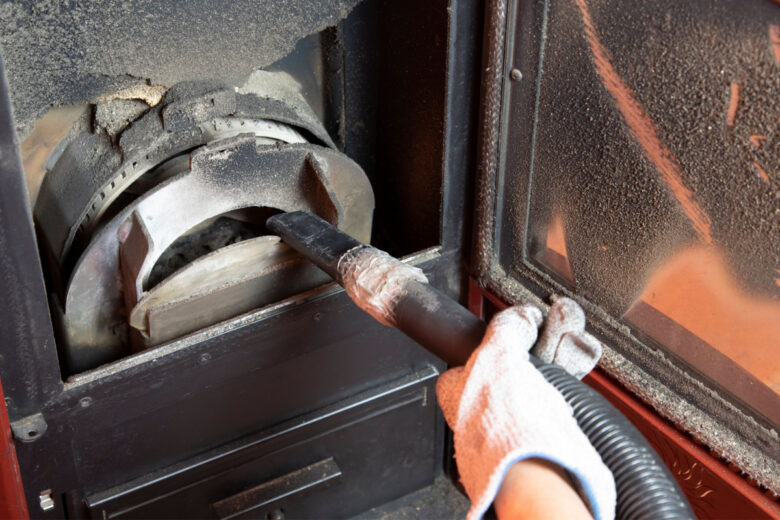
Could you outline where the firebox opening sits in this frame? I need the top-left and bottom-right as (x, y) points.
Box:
(146, 207), (284, 291)
(23, 0), (447, 378)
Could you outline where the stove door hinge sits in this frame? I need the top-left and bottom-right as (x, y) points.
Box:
(10, 412), (47, 443)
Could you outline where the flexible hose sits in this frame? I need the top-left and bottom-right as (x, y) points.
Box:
(267, 212), (695, 519)
(532, 359), (695, 519)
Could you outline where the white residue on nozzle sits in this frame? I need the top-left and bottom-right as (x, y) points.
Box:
(337, 246), (429, 327)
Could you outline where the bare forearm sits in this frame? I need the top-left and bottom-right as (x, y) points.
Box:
(494, 459), (594, 520)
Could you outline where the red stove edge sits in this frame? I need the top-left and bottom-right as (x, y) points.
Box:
(0, 378), (30, 519)
(468, 277), (780, 519)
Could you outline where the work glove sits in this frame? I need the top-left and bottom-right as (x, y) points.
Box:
(436, 301), (616, 520)
(532, 296), (603, 380)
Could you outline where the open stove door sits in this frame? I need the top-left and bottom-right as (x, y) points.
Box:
(469, 0), (780, 514)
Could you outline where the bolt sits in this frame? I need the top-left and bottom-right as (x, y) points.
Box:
(199, 352), (212, 365)
(79, 397), (93, 408)
(510, 68), (523, 81)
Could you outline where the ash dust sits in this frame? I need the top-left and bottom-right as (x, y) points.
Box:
(477, 0), (780, 494)
(515, 0), (779, 316)
(338, 246), (429, 327)
(0, 0), (363, 138)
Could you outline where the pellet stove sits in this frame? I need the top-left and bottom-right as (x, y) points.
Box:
(0, 0), (778, 518)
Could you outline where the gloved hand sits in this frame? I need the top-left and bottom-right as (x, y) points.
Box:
(436, 303), (616, 520)
(532, 296), (603, 380)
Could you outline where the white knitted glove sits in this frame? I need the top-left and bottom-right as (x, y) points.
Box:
(436, 304), (616, 520)
(531, 296), (603, 379)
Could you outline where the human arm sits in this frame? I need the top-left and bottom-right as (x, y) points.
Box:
(494, 458), (593, 520)
(435, 300), (616, 520)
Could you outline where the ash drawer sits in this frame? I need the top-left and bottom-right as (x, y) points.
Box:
(84, 365), (441, 519)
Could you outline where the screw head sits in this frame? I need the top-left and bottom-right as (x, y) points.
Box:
(510, 68), (523, 81)
(199, 352), (212, 365)
(266, 509), (285, 520)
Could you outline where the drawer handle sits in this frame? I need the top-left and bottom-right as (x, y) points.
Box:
(212, 458), (342, 519)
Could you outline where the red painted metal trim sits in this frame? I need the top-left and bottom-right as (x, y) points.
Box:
(467, 278), (484, 320)
(467, 279), (780, 519)
(585, 369), (780, 519)
(0, 379), (29, 519)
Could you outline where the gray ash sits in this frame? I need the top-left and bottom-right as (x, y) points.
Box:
(518, 0), (779, 315)
(146, 208), (281, 289)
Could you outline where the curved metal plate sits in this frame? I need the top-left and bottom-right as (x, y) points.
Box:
(129, 236), (329, 347)
(62, 138), (373, 372)
(33, 80), (322, 277)
(35, 116), (306, 271)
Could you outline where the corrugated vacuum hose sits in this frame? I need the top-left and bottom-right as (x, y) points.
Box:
(267, 210), (695, 519)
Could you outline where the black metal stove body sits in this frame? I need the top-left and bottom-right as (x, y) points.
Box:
(0, 0), (483, 517)
(7, 0), (777, 515)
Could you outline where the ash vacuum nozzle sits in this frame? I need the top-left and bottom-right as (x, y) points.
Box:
(266, 211), (485, 366)
(266, 210), (696, 520)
